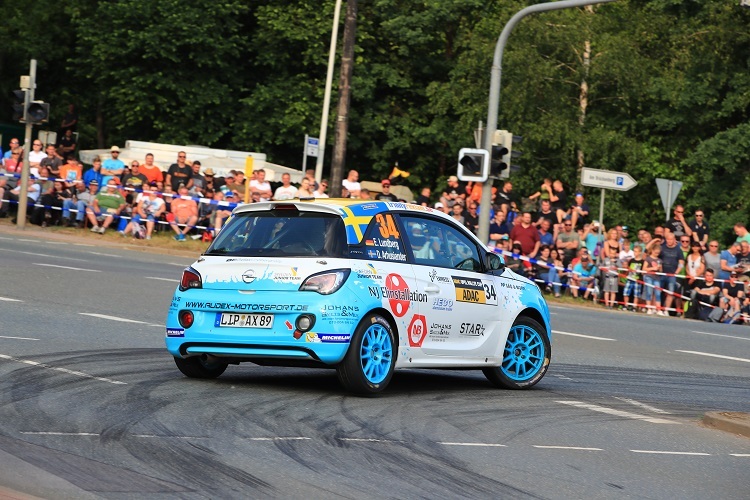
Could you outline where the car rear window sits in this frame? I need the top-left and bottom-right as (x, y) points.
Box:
(205, 211), (348, 257)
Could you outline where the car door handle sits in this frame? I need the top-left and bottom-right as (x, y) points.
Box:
(425, 285), (441, 293)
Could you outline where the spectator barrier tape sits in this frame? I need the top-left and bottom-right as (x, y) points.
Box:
(489, 247), (750, 323)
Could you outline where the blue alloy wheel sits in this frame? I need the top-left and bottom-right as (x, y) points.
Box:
(337, 314), (397, 395)
(359, 322), (393, 384)
(483, 316), (550, 389)
(502, 324), (544, 381)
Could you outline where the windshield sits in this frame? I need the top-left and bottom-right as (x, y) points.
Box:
(205, 211), (347, 257)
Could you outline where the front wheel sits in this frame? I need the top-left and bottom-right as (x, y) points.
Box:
(337, 314), (397, 395)
(174, 355), (228, 379)
(483, 316), (550, 389)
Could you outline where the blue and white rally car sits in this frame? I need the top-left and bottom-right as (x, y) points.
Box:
(165, 199), (551, 394)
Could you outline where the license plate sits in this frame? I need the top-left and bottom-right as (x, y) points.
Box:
(215, 313), (274, 328)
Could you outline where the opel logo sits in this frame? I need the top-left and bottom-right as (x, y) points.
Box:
(241, 269), (256, 283)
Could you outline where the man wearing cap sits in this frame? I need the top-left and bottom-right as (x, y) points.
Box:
(440, 175), (465, 209)
(375, 179), (398, 201)
(101, 146), (125, 188)
(140, 153), (163, 185)
(86, 179), (126, 233)
(166, 151), (192, 192)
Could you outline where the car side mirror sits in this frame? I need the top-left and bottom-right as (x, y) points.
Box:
(486, 251), (505, 271)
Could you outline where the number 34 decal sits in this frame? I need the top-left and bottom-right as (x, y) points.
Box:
(482, 281), (498, 305)
(375, 213), (400, 240)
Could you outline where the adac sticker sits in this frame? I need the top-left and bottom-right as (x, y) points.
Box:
(166, 327), (185, 337)
(452, 275), (487, 304)
(408, 314), (427, 347)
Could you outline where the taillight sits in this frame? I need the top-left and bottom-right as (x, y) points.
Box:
(180, 268), (202, 291)
(178, 310), (194, 328)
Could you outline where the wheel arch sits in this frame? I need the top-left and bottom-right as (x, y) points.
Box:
(362, 307), (400, 351)
(515, 307), (551, 343)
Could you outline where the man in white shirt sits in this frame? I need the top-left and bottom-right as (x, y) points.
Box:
(342, 169), (361, 198)
(249, 168), (272, 201)
(27, 140), (47, 176)
(273, 173), (298, 200)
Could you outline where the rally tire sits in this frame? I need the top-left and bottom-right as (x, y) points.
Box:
(337, 314), (397, 395)
(483, 316), (550, 389)
(174, 355), (228, 379)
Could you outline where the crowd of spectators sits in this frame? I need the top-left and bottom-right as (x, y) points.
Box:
(431, 176), (750, 325)
(2, 140), (749, 324)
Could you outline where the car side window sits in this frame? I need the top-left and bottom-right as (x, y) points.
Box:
(401, 215), (482, 271)
(353, 211), (409, 263)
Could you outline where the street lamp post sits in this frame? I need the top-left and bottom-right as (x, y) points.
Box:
(477, 0), (619, 244)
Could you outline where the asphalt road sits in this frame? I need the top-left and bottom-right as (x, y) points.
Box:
(1, 229), (748, 499)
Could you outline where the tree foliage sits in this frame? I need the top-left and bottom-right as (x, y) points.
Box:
(0, 0), (748, 243)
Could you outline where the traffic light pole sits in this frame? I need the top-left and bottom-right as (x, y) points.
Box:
(16, 59), (37, 230)
(477, 0), (618, 245)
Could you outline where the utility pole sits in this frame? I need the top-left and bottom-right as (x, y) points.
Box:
(477, 0), (619, 244)
(329, 0), (357, 198)
(314, 0), (343, 186)
(16, 59), (38, 230)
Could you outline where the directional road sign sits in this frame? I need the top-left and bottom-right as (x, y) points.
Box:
(580, 167), (637, 191)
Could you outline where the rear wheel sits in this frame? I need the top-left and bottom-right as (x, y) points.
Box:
(483, 317), (550, 389)
(337, 314), (396, 395)
(174, 355), (228, 379)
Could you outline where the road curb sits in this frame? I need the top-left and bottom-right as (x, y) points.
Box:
(702, 412), (750, 438)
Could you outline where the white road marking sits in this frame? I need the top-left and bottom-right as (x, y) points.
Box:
(45, 241), (67, 245)
(167, 262), (190, 267)
(552, 330), (616, 341)
(34, 263), (100, 272)
(0, 335), (38, 341)
(20, 251), (87, 261)
(556, 400), (679, 424)
(0, 236), (13, 241)
(613, 397), (671, 415)
(73, 243), (95, 247)
(17, 239), (38, 243)
(22, 432), (98, 436)
(532, 445), (602, 451)
(439, 442), (507, 447)
(79, 313), (150, 324)
(551, 374), (576, 381)
(145, 276), (179, 282)
(0, 296), (22, 302)
(0, 353), (126, 385)
(691, 331), (750, 342)
(338, 438), (404, 443)
(730, 454), (750, 457)
(676, 350), (750, 364)
(630, 450), (711, 456)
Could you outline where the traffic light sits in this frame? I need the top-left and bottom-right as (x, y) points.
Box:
(26, 101), (50, 124)
(457, 148), (490, 182)
(12, 89), (27, 122)
(491, 129), (523, 178)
